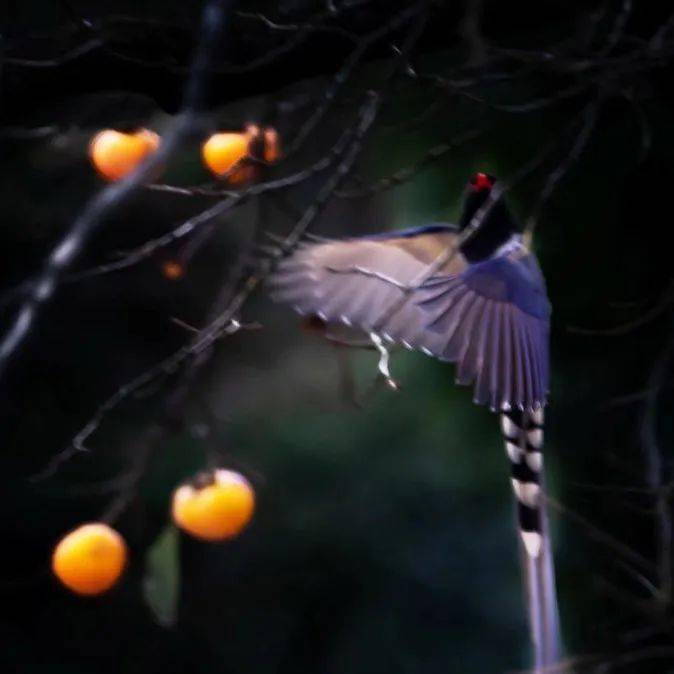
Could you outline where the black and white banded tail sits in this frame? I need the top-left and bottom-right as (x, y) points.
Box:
(501, 408), (545, 557)
(500, 407), (562, 667)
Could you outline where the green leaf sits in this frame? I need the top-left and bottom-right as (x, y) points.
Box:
(143, 525), (180, 628)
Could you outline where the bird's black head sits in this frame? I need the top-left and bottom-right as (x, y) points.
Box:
(459, 173), (519, 262)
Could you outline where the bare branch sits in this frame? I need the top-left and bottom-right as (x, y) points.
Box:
(640, 332), (674, 604)
(285, 1), (426, 156)
(48, 94), (378, 467)
(546, 495), (655, 576)
(0, 0), (236, 381)
(568, 280), (674, 337)
(336, 127), (484, 198)
(4, 38), (103, 67)
(42, 5), (430, 470)
(524, 99), (601, 238)
(599, 0), (633, 57)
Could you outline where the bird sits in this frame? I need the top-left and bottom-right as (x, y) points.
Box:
(267, 172), (561, 669)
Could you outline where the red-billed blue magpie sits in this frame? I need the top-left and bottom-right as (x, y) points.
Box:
(269, 173), (561, 667)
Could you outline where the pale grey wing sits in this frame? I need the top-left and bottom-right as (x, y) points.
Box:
(269, 229), (550, 413)
(403, 252), (551, 411)
(269, 227), (466, 334)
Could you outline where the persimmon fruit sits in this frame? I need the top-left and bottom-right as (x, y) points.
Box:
(201, 132), (249, 177)
(161, 260), (185, 280)
(172, 469), (255, 541)
(52, 523), (127, 596)
(89, 128), (160, 181)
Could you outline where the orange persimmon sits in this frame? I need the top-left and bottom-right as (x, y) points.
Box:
(201, 132), (249, 177)
(89, 128), (160, 181)
(226, 164), (256, 185)
(263, 127), (281, 163)
(161, 260), (185, 280)
(52, 523), (127, 596)
(172, 469), (255, 541)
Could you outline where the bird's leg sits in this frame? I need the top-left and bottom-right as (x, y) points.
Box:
(369, 332), (400, 390)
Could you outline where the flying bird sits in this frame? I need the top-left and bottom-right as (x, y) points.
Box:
(268, 172), (561, 668)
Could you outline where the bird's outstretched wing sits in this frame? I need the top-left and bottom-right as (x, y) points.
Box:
(269, 225), (550, 411)
(270, 224), (464, 328)
(407, 252), (550, 410)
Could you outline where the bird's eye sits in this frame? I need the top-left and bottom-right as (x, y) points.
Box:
(469, 172), (494, 191)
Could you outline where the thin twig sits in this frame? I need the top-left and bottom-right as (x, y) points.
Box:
(336, 127), (484, 198)
(285, 1), (425, 156)
(598, 0), (633, 57)
(546, 495), (655, 575)
(640, 328), (674, 604)
(568, 280), (674, 336)
(0, 0), (235, 381)
(524, 99), (601, 238)
(4, 37), (103, 67)
(45, 5), (429, 468)
(48, 96), (376, 467)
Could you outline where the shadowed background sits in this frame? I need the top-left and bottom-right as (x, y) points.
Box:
(1, 1), (674, 672)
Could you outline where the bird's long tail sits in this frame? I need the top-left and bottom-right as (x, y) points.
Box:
(501, 408), (562, 670)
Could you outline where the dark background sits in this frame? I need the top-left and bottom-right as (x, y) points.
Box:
(1, 1), (674, 672)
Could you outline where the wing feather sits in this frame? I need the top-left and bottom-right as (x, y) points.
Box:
(489, 303), (504, 411)
(517, 316), (535, 410)
(443, 292), (480, 364)
(500, 306), (514, 409)
(269, 227), (550, 411)
(473, 300), (494, 405)
(269, 226), (465, 334)
(510, 306), (525, 410)
(456, 297), (487, 385)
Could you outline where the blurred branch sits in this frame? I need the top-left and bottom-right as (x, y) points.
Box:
(0, 0), (235, 382)
(235, 9), (360, 42)
(568, 280), (674, 336)
(3, 4), (432, 298)
(336, 127), (484, 198)
(524, 98), (601, 238)
(598, 0), (633, 57)
(4, 1), (674, 668)
(623, 92), (653, 163)
(640, 329), (674, 604)
(650, 10), (674, 51)
(41, 2), (429, 472)
(285, 1), (425, 156)
(0, 128), (354, 306)
(100, 436), (155, 523)
(88, 197), (267, 516)
(2, 1), (390, 79)
(0, 125), (61, 139)
(78, 130), (356, 277)
(32, 317), (249, 481)
(339, 108), (595, 338)
(3, 37), (103, 67)
(546, 495), (655, 576)
(459, 0), (486, 65)
(49, 95), (375, 467)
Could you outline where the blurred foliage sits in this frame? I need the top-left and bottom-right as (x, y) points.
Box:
(144, 525), (180, 628)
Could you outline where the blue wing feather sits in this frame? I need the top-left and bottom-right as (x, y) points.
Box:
(462, 254), (550, 320)
(408, 250), (550, 410)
